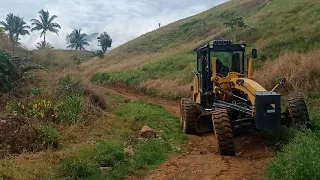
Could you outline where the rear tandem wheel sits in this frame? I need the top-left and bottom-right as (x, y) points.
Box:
(285, 95), (312, 128)
(180, 98), (197, 134)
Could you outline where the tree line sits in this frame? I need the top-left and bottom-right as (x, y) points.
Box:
(0, 9), (112, 54)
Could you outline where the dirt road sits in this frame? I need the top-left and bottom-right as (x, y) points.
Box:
(97, 84), (274, 180)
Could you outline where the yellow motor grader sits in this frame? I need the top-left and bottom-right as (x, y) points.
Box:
(180, 40), (311, 156)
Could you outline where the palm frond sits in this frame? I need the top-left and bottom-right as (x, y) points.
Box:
(82, 41), (89, 46)
(19, 30), (30, 35)
(48, 15), (58, 24)
(48, 28), (59, 36)
(30, 19), (41, 24)
(49, 23), (61, 29)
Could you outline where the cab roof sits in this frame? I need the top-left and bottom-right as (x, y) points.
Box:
(195, 40), (246, 52)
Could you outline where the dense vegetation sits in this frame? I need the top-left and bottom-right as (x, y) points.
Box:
(0, 50), (21, 92)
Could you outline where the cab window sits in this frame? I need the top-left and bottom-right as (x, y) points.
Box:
(210, 51), (244, 76)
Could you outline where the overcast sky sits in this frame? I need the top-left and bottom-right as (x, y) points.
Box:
(0, 0), (228, 50)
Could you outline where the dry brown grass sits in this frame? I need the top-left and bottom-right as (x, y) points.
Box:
(138, 79), (192, 99)
(0, 36), (12, 52)
(255, 51), (320, 92)
(0, 35), (32, 57)
(32, 50), (92, 69)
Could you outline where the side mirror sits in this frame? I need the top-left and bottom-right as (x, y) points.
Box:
(279, 77), (286, 85)
(252, 48), (258, 58)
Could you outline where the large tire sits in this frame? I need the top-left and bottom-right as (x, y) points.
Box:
(213, 109), (235, 156)
(180, 98), (197, 134)
(286, 95), (311, 128)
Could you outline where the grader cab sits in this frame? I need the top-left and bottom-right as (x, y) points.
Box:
(180, 40), (311, 156)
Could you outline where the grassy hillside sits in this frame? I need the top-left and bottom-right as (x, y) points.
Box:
(88, 1), (320, 179)
(89, 0), (320, 99)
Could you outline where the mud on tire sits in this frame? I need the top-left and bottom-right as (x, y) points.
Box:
(286, 94), (311, 128)
(180, 98), (197, 134)
(213, 109), (235, 156)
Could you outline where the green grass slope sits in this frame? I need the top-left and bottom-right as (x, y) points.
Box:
(91, 0), (320, 99)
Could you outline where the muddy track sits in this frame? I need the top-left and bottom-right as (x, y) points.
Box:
(96, 84), (274, 180)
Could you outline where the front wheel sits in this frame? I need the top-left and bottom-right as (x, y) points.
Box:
(213, 109), (235, 156)
(285, 94), (312, 128)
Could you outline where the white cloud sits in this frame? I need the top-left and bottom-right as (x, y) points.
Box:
(0, 0), (228, 50)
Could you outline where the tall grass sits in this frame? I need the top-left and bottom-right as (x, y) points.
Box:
(32, 49), (93, 69)
(58, 95), (84, 124)
(255, 51), (320, 92)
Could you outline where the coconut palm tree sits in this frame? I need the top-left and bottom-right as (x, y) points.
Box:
(30, 9), (61, 45)
(0, 13), (15, 41)
(66, 29), (89, 50)
(0, 13), (30, 55)
(14, 16), (30, 42)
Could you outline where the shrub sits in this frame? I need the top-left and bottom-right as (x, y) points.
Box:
(58, 95), (84, 124)
(58, 159), (98, 179)
(262, 127), (297, 151)
(6, 102), (25, 114)
(29, 99), (55, 120)
(59, 140), (126, 180)
(91, 73), (111, 83)
(132, 141), (171, 169)
(95, 141), (126, 167)
(31, 87), (41, 95)
(57, 74), (83, 97)
(0, 50), (20, 92)
(94, 50), (104, 59)
(80, 140), (126, 167)
(224, 15), (248, 30)
(21, 64), (48, 72)
(36, 125), (60, 149)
